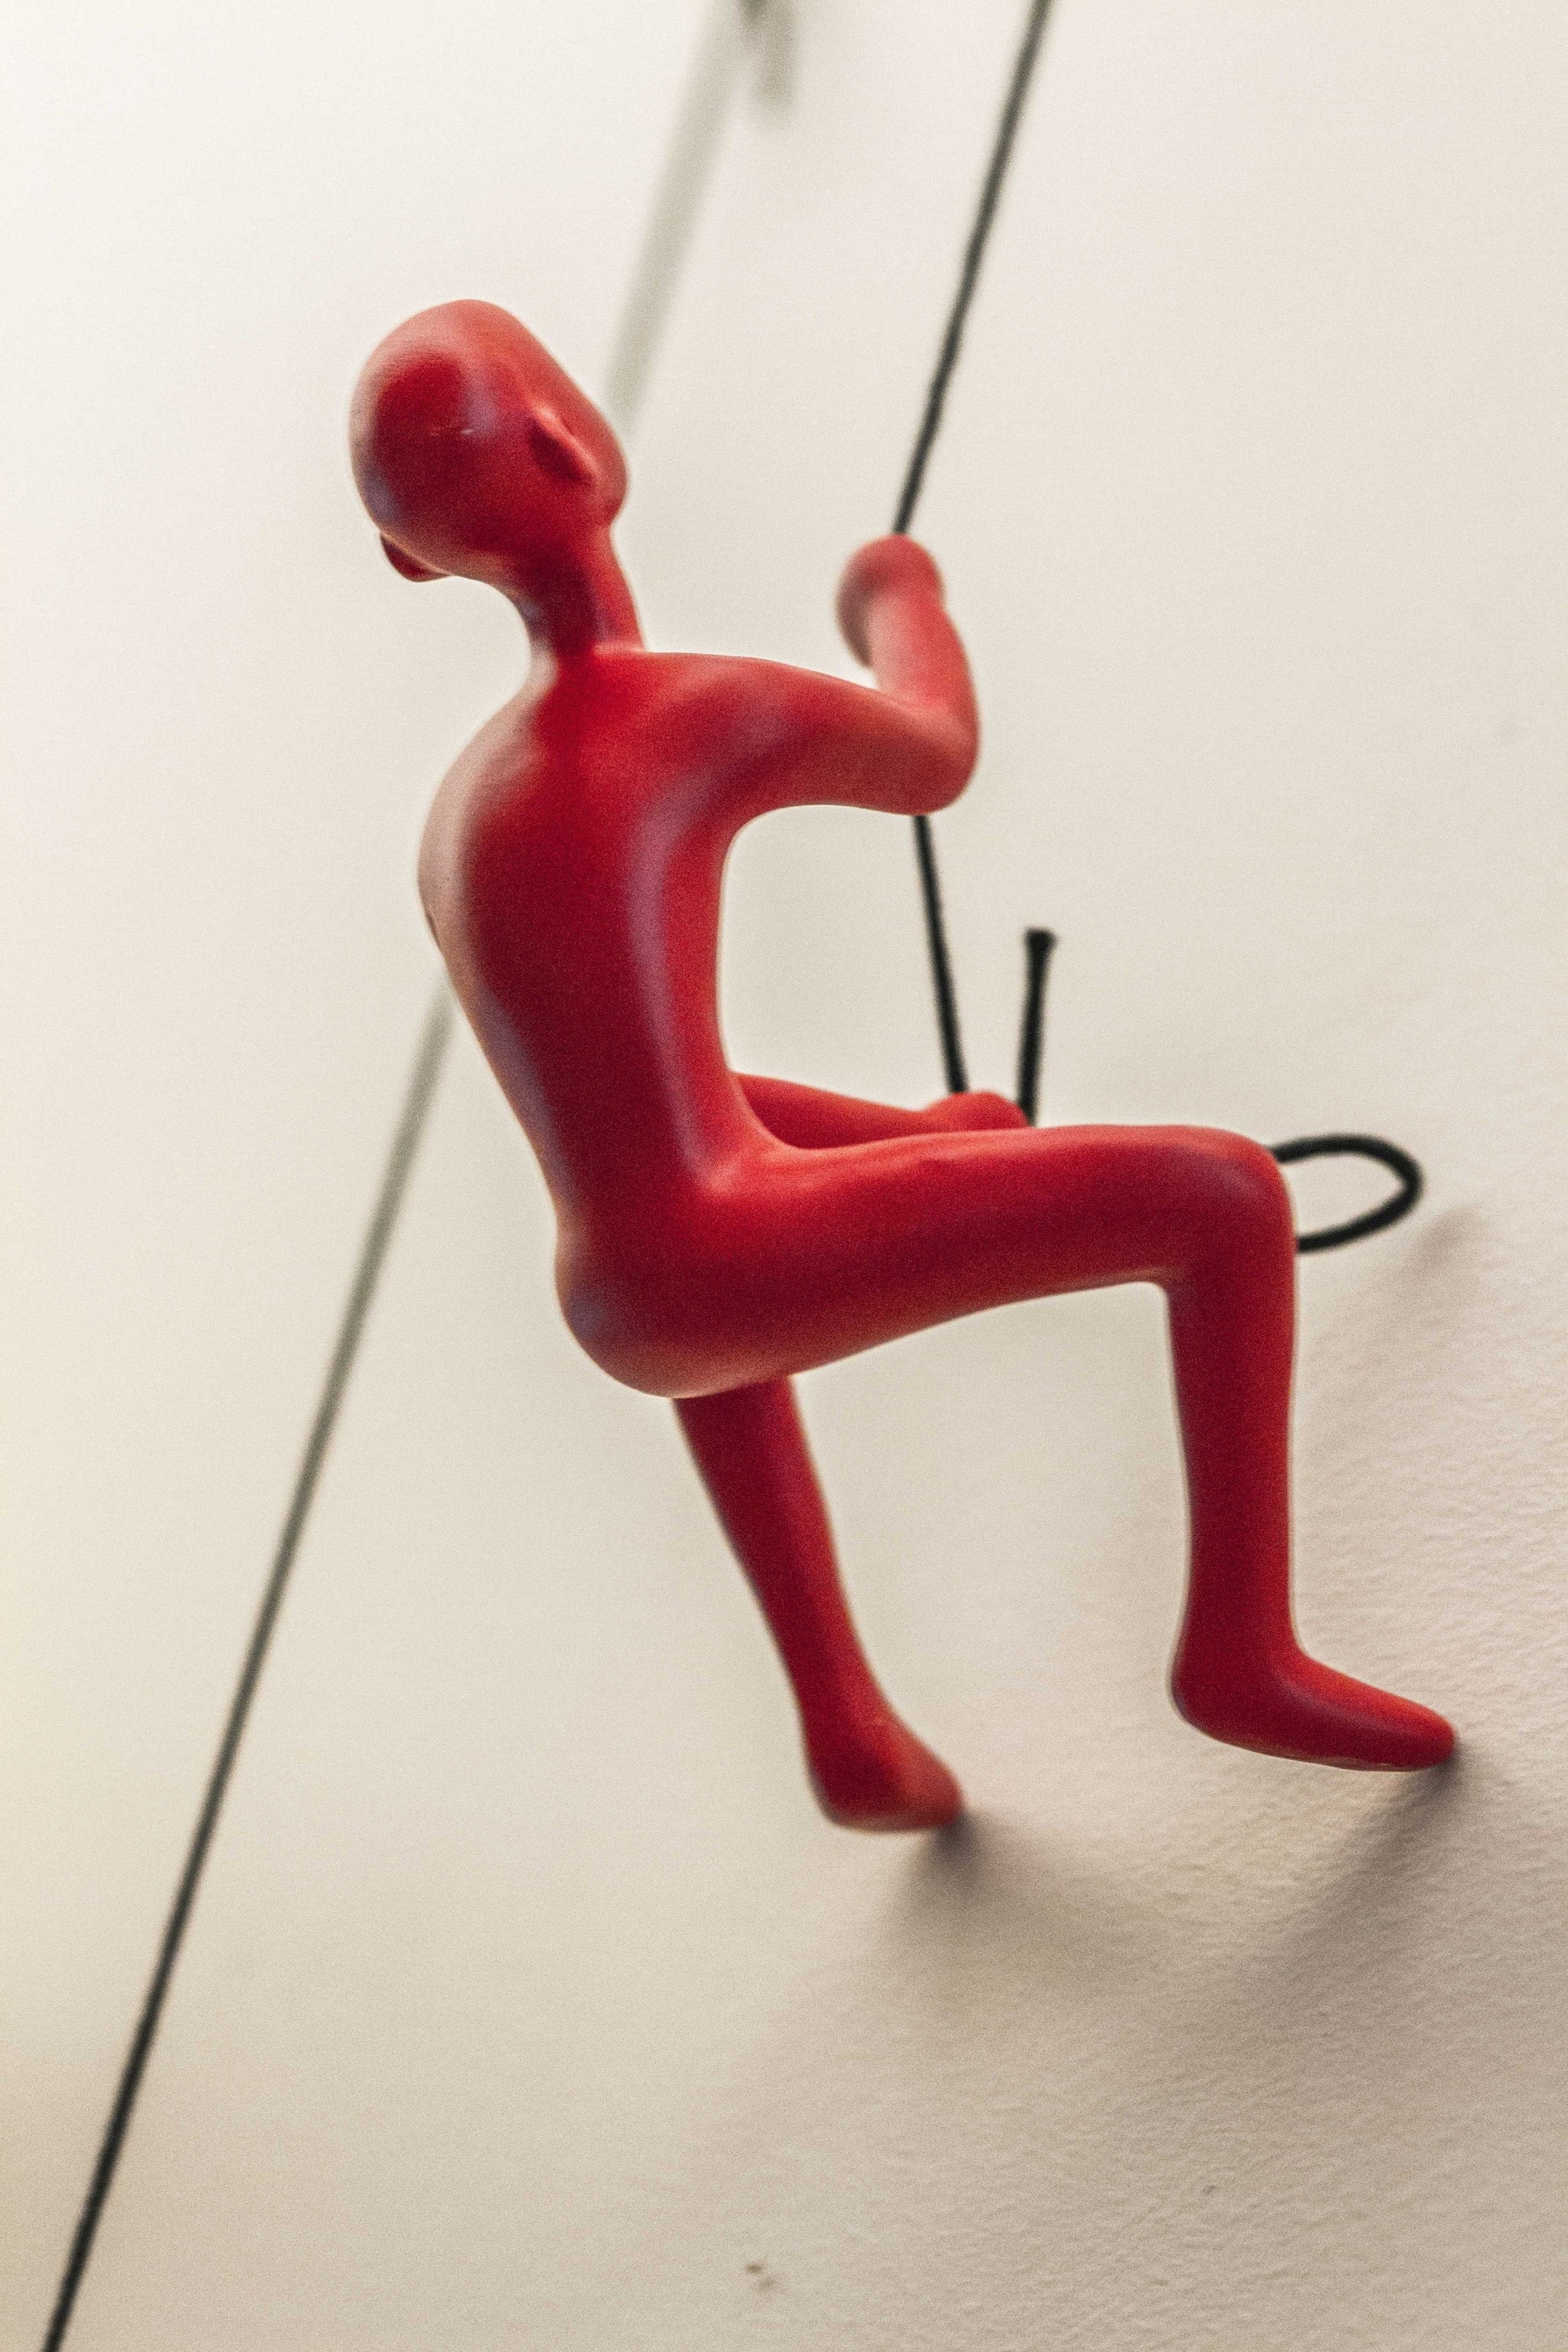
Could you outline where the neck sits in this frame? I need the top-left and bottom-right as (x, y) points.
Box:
(515, 532), (641, 659)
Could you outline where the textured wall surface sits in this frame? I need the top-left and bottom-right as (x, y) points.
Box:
(5, 3), (1567, 2347)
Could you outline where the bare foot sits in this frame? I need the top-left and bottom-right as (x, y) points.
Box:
(804, 1710), (964, 1831)
(1171, 1643), (1455, 1771)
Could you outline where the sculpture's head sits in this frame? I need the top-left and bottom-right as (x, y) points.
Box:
(350, 300), (627, 606)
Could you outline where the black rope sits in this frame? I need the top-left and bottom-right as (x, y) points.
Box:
(887, 2), (1422, 1266)
(1270, 1131), (1424, 1254)
(38, 987), (452, 2352)
(1014, 925), (1056, 1123)
(911, 812), (968, 1094)
(36, 6), (759, 2332)
(892, 0), (1054, 1093)
(891, 0), (1053, 542)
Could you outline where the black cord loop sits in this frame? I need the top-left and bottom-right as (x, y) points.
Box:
(1013, 930), (1423, 1256)
(1269, 1132), (1424, 1255)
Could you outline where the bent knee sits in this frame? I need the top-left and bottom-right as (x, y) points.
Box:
(1167, 1127), (1294, 1255)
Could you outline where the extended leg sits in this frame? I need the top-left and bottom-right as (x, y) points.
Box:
(1155, 1146), (1454, 1768)
(676, 1377), (962, 1830)
(673, 1122), (1453, 1772)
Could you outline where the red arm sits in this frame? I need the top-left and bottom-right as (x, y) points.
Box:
(739, 1074), (1026, 1148)
(669, 535), (978, 822)
(834, 535), (975, 756)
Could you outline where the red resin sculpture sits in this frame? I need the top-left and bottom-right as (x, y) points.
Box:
(351, 300), (1454, 1829)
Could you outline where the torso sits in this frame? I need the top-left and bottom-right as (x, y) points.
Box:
(419, 645), (767, 1252)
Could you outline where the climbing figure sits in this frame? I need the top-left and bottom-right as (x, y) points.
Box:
(351, 299), (1454, 1828)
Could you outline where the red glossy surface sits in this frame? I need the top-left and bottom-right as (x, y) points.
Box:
(352, 301), (1454, 1828)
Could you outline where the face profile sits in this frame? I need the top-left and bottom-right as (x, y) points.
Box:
(350, 299), (627, 597)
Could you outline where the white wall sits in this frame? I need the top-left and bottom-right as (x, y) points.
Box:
(0, 0), (708, 2329)
(6, 2), (1568, 2346)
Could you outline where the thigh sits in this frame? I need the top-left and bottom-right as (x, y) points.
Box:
(637, 1121), (1290, 1395)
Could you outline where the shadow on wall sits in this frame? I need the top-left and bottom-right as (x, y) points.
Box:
(598, 1182), (1567, 2343)
(887, 1759), (1464, 2017)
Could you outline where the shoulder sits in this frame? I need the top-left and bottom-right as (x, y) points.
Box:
(615, 648), (877, 764)
(532, 648), (844, 782)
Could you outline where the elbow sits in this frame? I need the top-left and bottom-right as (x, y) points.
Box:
(899, 720), (977, 815)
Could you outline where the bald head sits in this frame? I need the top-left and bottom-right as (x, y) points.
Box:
(350, 300), (628, 598)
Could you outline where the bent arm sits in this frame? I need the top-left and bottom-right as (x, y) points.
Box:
(835, 536), (975, 757)
(681, 536), (978, 822)
(740, 1075), (1026, 1149)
